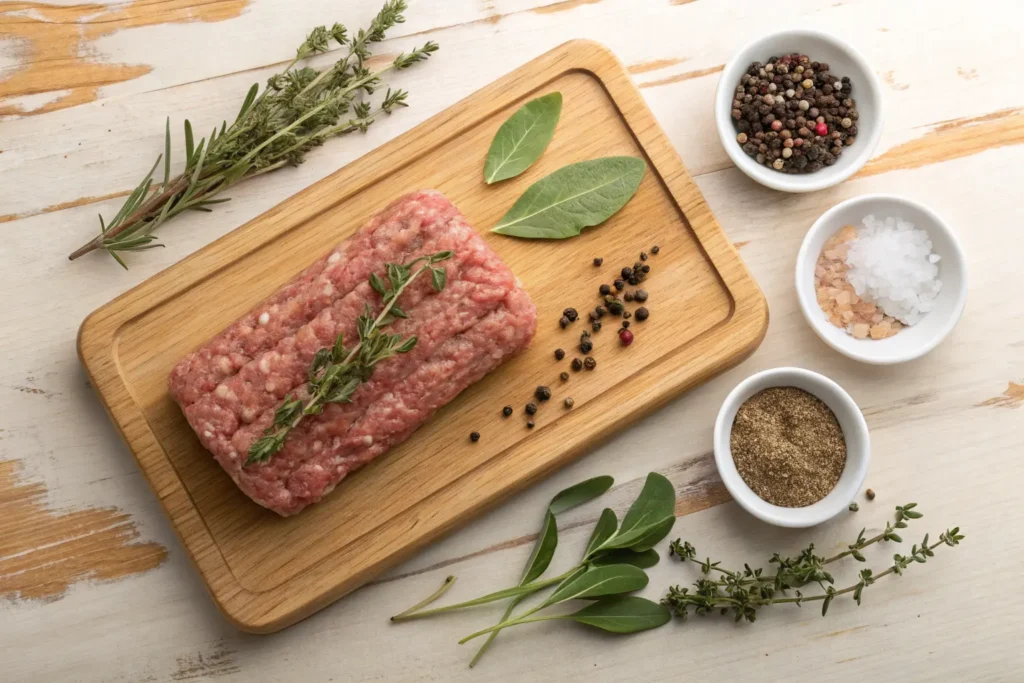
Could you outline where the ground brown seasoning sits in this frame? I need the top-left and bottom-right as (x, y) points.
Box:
(730, 387), (846, 507)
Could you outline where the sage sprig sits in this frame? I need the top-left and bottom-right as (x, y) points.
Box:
(69, 0), (438, 268)
(391, 473), (677, 666)
(662, 503), (964, 622)
(246, 250), (452, 465)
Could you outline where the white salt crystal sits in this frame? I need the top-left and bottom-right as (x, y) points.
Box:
(843, 215), (942, 326)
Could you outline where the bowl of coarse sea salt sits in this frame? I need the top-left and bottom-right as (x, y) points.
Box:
(796, 194), (967, 364)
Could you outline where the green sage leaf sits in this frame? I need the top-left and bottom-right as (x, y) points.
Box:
(584, 508), (618, 559)
(608, 515), (676, 553)
(598, 472), (675, 552)
(491, 157), (645, 239)
(565, 596), (670, 634)
(545, 564), (648, 605)
(483, 92), (562, 184)
(520, 511), (558, 585)
(549, 475), (613, 516)
(590, 548), (660, 569)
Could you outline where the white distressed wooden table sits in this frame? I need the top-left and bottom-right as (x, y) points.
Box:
(1, 1), (1020, 680)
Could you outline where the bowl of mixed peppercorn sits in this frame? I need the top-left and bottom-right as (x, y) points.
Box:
(715, 29), (883, 193)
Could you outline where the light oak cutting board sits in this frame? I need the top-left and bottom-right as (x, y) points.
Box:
(78, 40), (768, 633)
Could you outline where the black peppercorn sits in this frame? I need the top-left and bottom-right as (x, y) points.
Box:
(613, 279), (625, 291)
(599, 283), (611, 296)
(563, 397), (574, 409)
(502, 406), (512, 417)
(624, 291), (634, 302)
(562, 308), (578, 322)
(593, 257), (603, 267)
(621, 320), (630, 329)
(580, 339), (593, 353)
(583, 356), (597, 370)
(535, 386), (552, 402)
(621, 267), (633, 279)
(560, 372), (569, 382)
(525, 402), (537, 415)
(651, 245), (660, 254)
(634, 289), (649, 303)
(627, 276), (638, 286)
(554, 348), (565, 360)
(635, 307), (649, 321)
(592, 321), (602, 332)
(559, 316), (570, 329)
(526, 420), (535, 429)
(641, 264), (650, 274)
(595, 306), (606, 318)
(640, 251), (648, 261)
(470, 432), (480, 442)
(571, 358), (583, 371)
(623, 310), (631, 319)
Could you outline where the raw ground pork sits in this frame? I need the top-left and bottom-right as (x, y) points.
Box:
(169, 190), (536, 515)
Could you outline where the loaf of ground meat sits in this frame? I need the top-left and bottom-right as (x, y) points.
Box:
(169, 191), (536, 516)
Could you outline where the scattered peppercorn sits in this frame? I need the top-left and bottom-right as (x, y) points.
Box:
(527, 420), (535, 429)
(580, 336), (593, 354)
(607, 299), (624, 315)
(619, 329), (634, 346)
(560, 371), (569, 382)
(622, 310), (631, 319)
(502, 405), (513, 417)
(594, 305), (606, 318)
(563, 308), (578, 322)
(640, 264), (650, 274)
(866, 488), (876, 501)
(613, 279), (625, 291)
(634, 289), (649, 303)
(651, 245), (660, 255)
(621, 320), (630, 329)
(849, 502), (859, 512)
(525, 402), (538, 415)
(571, 358), (583, 371)
(583, 356), (597, 370)
(635, 307), (649, 321)
(470, 431), (480, 443)
(599, 283), (611, 296)
(621, 266), (633, 279)
(627, 276), (638, 286)
(640, 251), (648, 261)
(554, 348), (565, 361)
(535, 386), (552, 402)
(624, 291), (634, 302)
(559, 316), (570, 329)
(593, 257), (603, 267)
(563, 397), (574, 409)
(592, 321), (602, 332)
(731, 53), (859, 174)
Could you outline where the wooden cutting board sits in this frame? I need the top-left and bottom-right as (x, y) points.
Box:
(78, 40), (768, 633)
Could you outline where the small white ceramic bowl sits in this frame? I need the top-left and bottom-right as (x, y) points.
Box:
(715, 29), (883, 193)
(714, 367), (870, 528)
(796, 194), (968, 365)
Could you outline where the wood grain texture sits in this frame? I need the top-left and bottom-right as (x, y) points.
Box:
(75, 40), (767, 633)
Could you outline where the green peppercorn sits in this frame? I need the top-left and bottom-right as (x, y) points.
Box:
(608, 300), (624, 315)
(849, 502), (859, 512)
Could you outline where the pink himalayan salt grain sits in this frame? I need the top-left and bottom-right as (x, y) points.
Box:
(814, 225), (902, 340)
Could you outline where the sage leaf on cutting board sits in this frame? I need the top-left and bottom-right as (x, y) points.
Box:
(484, 92), (562, 184)
(491, 156), (646, 239)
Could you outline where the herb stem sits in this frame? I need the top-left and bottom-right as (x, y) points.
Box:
(390, 575), (456, 620)
(468, 594), (525, 668)
(390, 569), (574, 621)
(458, 613), (568, 644)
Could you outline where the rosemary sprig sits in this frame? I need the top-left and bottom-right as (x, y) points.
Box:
(662, 503), (964, 621)
(246, 250), (452, 465)
(69, 0), (439, 268)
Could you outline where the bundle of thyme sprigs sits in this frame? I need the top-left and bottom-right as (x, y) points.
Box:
(69, 0), (438, 268)
(246, 250), (452, 465)
(663, 503), (964, 621)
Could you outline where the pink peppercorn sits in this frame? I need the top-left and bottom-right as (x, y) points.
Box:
(619, 329), (634, 346)
(815, 122), (828, 136)
(771, 120), (783, 131)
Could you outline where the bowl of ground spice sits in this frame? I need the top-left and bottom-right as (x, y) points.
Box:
(715, 29), (883, 193)
(714, 367), (870, 527)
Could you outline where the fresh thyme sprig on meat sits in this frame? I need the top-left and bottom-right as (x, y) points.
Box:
(246, 250), (453, 465)
(68, 0), (439, 268)
(662, 503), (964, 621)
